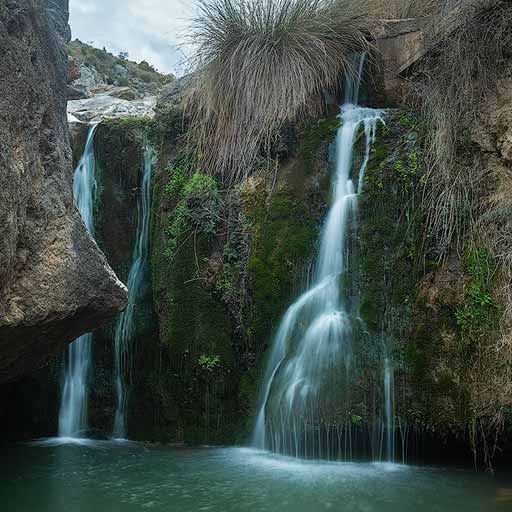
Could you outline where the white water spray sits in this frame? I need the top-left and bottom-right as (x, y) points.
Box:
(112, 145), (156, 439)
(58, 124), (98, 438)
(384, 357), (395, 462)
(252, 66), (387, 459)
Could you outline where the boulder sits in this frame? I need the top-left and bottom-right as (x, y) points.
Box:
(113, 63), (128, 76)
(0, 0), (128, 382)
(88, 85), (139, 101)
(373, 18), (432, 103)
(72, 63), (106, 91)
(68, 94), (157, 123)
(67, 84), (90, 100)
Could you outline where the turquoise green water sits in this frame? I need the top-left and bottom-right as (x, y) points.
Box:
(1, 442), (510, 512)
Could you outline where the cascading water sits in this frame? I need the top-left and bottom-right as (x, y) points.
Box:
(384, 357), (395, 462)
(112, 144), (156, 439)
(58, 124), (99, 438)
(252, 67), (389, 460)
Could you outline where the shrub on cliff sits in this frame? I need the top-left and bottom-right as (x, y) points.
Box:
(415, 0), (512, 460)
(186, 0), (373, 183)
(417, 0), (512, 258)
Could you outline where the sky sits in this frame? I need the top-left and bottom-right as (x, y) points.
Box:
(69, 0), (197, 76)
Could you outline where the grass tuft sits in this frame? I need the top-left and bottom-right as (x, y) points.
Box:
(186, 0), (374, 183)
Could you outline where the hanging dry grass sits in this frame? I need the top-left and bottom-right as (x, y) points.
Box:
(478, 162), (512, 355)
(367, 0), (439, 19)
(411, 2), (512, 458)
(186, 0), (374, 184)
(415, 0), (512, 258)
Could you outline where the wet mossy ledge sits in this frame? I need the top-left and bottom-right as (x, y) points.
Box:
(144, 105), (512, 457)
(86, 117), (160, 433)
(149, 112), (338, 444)
(357, 111), (511, 463)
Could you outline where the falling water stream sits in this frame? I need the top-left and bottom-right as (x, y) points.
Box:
(112, 145), (156, 439)
(253, 67), (387, 459)
(58, 124), (99, 439)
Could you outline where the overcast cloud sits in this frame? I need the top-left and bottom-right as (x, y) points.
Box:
(69, 0), (197, 75)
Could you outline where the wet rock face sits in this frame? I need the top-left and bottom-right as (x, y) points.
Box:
(0, 0), (127, 382)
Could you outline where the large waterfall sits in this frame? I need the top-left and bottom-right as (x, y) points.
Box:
(58, 124), (99, 438)
(252, 69), (387, 460)
(112, 144), (156, 439)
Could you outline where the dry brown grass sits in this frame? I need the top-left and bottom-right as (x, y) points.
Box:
(367, 0), (439, 19)
(186, 0), (374, 184)
(478, 162), (512, 370)
(415, 0), (512, 258)
(411, 1), (512, 463)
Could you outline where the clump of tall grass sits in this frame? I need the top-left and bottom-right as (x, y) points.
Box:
(416, 0), (512, 258)
(186, 0), (374, 184)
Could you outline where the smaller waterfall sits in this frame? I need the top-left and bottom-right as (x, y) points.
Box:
(59, 124), (99, 438)
(384, 358), (395, 462)
(112, 144), (156, 439)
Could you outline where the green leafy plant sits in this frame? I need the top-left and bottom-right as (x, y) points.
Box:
(393, 150), (420, 186)
(455, 248), (499, 349)
(198, 354), (221, 371)
(351, 414), (363, 425)
(164, 171), (221, 261)
(165, 163), (187, 196)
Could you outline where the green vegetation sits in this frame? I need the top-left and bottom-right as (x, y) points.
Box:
(351, 414), (363, 425)
(68, 39), (174, 93)
(300, 117), (341, 166)
(359, 113), (421, 331)
(455, 248), (499, 351)
(245, 190), (318, 344)
(150, 162), (236, 444)
(198, 354), (221, 371)
(145, 91), (338, 443)
(357, 111), (468, 429)
(164, 168), (221, 261)
(100, 116), (157, 143)
(187, 0), (373, 183)
(393, 149), (420, 187)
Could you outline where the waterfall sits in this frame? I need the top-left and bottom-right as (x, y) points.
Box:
(384, 358), (395, 462)
(58, 124), (99, 438)
(252, 65), (389, 460)
(112, 144), (156, 439)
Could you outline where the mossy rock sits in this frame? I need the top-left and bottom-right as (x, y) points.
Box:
(148, 112), (337, 443)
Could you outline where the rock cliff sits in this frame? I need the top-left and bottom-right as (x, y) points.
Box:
(0, 0), (127, 382)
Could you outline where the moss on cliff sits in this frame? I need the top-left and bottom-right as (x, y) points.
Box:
(88, 117), (159, 433)
(357, 111), (473, 435)
(148, 112), (338, 443)
(357, 110), (506, 458)
(149, 152), (238, 443)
